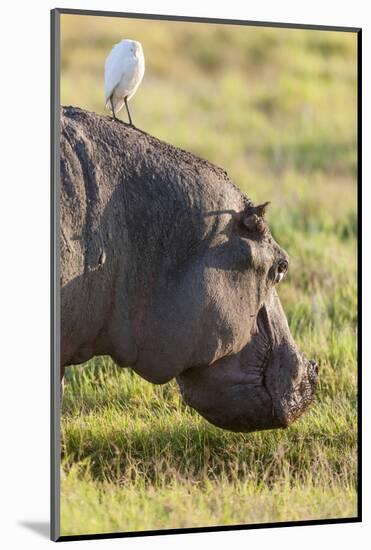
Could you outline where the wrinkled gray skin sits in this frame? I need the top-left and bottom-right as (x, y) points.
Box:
(61, 106), (318, 432)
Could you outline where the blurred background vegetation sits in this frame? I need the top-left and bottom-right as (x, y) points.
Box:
(60, 14), (358, 536)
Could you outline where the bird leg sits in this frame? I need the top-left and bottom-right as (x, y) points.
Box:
(110, 97), (117, 121)
(124, 97), (133, 126)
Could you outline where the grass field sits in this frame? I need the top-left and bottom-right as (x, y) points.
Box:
(60, 14), (358, 536)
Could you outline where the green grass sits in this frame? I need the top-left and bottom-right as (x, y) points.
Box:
(62, 470), (356, 533)
(60, 15), (358, 536)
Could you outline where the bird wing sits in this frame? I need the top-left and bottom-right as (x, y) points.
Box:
(104, 42), (128, 107)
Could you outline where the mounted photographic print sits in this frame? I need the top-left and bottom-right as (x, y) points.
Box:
(51, 8), (361, 542)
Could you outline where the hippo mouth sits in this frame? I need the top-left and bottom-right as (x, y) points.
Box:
(177, 296), (318, 433)
(255, 303), (318, 426)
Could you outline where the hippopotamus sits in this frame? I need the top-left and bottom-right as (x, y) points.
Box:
(60, 106), (318, 432)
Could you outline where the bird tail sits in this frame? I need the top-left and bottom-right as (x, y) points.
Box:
(104, 95), (112, 111)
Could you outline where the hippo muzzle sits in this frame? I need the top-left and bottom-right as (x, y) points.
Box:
(177, 291), (318, 433)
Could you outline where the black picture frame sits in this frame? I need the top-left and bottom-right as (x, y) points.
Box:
(51, 8), (362, 542)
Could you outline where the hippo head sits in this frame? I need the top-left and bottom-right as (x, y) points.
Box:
(60, 108), (317, 433)
(133, 200), (318, 433)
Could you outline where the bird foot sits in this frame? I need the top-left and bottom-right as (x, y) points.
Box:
(111, 117), (125, 125)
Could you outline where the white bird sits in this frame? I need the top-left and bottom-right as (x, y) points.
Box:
(104, 39), (145, 126)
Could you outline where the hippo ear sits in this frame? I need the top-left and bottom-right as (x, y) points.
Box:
(255, 202), (270, 218)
